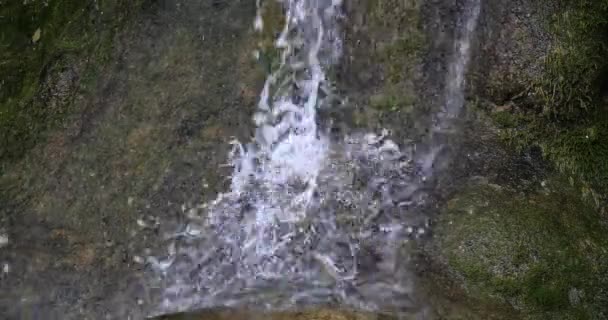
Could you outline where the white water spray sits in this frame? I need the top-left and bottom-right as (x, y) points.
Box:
(150, 0), (481, 316)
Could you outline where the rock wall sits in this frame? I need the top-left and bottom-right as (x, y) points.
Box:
(470, 0), (556, 102)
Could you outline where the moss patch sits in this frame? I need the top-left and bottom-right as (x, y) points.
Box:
(340, 0), (427, 134)
(434, 177), (608, 319)
(537, 1), (608, 120)
(367, 0), (425, 112)
(487, 0), (608, 208)
(0, 0), (143, 171)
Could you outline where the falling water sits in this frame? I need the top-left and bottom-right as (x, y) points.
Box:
(420, 0), (482, 176)
(149, 0), (481, 316)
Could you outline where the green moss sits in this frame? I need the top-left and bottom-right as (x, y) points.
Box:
(536, 0), (608, 120)
(496, 112), (608, 208)
(435, 178), (608, 319)
(0, 0), (144, 171)
(346, 0), (427, 138)
(491, 1), (608, 207)
(380, 34), (425, 85)
(370, 87), (416, 112)
(378, 0), (425, 83)
(540, 118), (608, 198)
(367, 0), (426, 111)
(490, 110), (521, 128)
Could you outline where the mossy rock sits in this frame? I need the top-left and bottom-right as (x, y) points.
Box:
(491, 108), (608, 210)
(433, 176), (608, 319)
(338, 0), (427, 137)
(480, 0), (608, 208)
(0, 0), (144, 171)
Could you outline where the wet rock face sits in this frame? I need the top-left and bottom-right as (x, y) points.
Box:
(470, 0), (608, 209)
(414, 1), (608, 319)
(336, 0), (432, 138)
(419, 114), (608, 320)
(430, 173), (608, 319)
(470, 0), (556, 102)
(1, 0), (262, 319)
(2, 0), (604, 319)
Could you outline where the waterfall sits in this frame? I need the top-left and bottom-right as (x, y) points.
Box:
(149, 0), (482, 316)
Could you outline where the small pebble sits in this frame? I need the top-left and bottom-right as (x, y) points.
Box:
(3, 263), (9, 274)
(32, 28), (41, 43)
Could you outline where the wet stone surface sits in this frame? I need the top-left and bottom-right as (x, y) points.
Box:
(2, 0), (605, 319)
(0, 1), (263, 318)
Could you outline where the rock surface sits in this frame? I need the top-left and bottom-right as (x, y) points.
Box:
(2, 0), (607, 319)
(1, 0), (262, 318)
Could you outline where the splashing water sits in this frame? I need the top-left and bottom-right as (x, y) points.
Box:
(149, 0), (481, 316)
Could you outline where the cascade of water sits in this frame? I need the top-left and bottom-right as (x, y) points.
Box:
(149, 0), (482, 317)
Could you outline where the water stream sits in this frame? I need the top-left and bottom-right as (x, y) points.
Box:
(150, 0), (481, 317)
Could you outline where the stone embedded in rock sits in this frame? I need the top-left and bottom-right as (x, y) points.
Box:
(32, 28), (41, 43)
